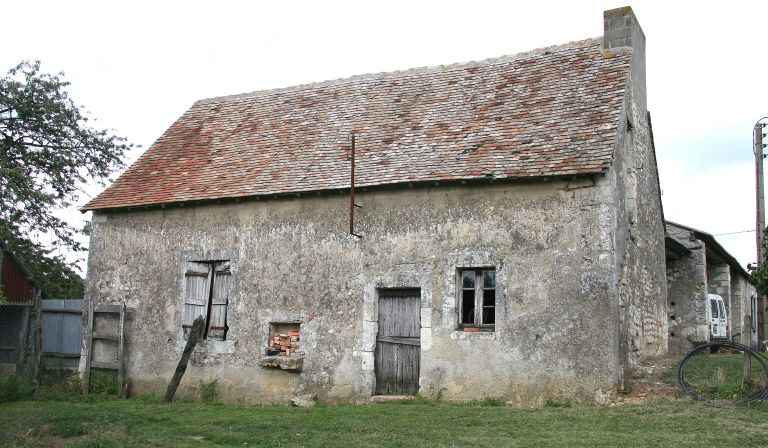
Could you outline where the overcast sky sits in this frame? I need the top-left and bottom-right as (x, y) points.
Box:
(4, 0), (768, 272)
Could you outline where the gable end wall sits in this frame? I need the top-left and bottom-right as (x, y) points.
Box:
(612, 78), (668, 380)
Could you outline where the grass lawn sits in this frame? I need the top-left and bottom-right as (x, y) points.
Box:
(2, 398), (768, 447)
(668, 351), (768, 401)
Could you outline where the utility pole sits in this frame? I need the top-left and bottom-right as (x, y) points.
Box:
(754, 117), (768, 345)
(756, 122), (765, 269)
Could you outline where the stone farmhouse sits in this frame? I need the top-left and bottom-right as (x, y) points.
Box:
(81, 7), (668, 404)
(666, 221), (758, 354)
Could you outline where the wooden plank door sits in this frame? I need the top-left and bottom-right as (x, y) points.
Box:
(375, 289), (420, 395)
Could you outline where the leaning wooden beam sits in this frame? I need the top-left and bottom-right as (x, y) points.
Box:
(164, 316), (205, 402)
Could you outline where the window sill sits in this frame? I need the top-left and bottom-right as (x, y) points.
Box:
(458, 326), (495, 333)
(259, 354), (304, 371)
(450, 329), (496, 340)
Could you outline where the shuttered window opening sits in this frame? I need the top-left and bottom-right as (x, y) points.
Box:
(459, 268), (496, 331)
(183, 260), (231, 341)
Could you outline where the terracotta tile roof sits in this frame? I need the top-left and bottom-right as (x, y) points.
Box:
(83, 38), (632, 211)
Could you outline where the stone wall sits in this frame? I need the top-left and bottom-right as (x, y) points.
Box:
(731, 270), (744, 338)
(611, 87), (668, 379)
(85, 174), (634, 405)
(666, 236), (708, 355)
(730, 273), (758, 346)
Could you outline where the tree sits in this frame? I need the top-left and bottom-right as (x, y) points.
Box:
(1, 61), (131, 297)
(751, 231), (768, 297)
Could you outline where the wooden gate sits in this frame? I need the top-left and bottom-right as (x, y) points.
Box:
(375, 289), (420, 395)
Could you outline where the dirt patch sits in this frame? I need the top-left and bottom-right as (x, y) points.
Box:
(613, 356), (681, 405)
(13, 422), (129, 448)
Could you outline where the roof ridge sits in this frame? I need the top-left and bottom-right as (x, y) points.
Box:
(196, 36), (612, 106)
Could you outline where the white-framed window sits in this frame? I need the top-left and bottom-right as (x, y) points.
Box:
(183, 260), (231, 341)
(458, 268), (496, 330)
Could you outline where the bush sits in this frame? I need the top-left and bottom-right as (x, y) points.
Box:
(0, 375), (34, 403)
(89, 369), (118, 395)
(198, 379), (219, 403)
(37, 368), (82, 400)
(51, 418), (86, 437)
(544, 399), (573, 408)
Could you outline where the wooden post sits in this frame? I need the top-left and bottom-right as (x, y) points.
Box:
(117, 302), (127, 398)
(81, 300), (94, 394)
(164, 316), (205, 402)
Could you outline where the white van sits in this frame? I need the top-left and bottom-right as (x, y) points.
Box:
(706, 293), (728, 340)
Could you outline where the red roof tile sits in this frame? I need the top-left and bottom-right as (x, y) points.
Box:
(83, 39), (631, 211)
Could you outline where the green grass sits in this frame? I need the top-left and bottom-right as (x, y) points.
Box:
(1, 398), (768, 447)
(676, 352), (768, 401)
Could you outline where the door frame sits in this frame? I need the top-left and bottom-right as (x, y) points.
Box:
(360, 268), (434, 398)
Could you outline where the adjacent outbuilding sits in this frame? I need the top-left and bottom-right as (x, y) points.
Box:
(665, 221), (758, 355)
(0, 241), (41, 377)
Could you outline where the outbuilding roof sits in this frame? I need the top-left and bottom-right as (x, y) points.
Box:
(83, 38), (632, 211)
(666, 221), (753, 281)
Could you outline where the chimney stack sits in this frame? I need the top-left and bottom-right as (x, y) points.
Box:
(603, 6), (647, 116)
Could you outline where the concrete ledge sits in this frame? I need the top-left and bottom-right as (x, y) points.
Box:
(258, 355), (303, 371)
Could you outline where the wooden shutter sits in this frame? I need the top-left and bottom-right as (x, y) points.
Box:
(208, 261), (230, 341)
(183, 262), (212, 338)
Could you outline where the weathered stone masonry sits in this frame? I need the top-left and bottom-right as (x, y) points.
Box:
(87, 178), (625, 403)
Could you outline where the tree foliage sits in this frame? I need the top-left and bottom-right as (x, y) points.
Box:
(3, 235), (84, 299)
(0, 61), (131, 298)
(750, 231), (768, 297)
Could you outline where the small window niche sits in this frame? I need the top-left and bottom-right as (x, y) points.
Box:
(259, 322), (303, 371)
(458, 268), (496, 332)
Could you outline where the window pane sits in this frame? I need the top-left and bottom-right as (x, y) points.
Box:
(483, 289), (495, 307)
(462, 271), (475, 289)
(483, 270), (496, 289)
(462, 290), (475, 324)
(483, 306), (495, 325)
(710, 300), (718, 318)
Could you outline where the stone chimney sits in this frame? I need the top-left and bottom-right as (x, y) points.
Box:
(603, 6), (646, 116)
